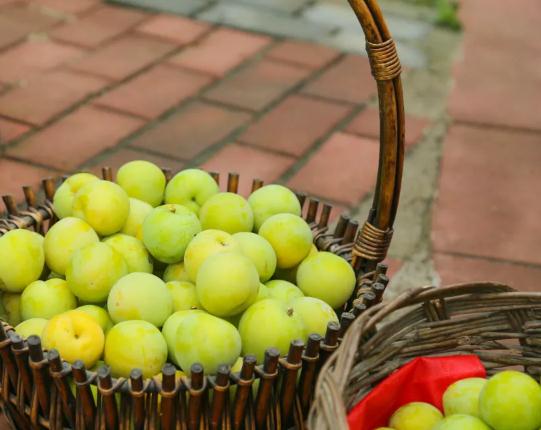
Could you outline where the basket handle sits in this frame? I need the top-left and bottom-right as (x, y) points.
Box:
(348, 0), (405, 274)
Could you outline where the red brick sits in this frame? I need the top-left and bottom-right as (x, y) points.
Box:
(51, 5), (147, 48)
(6, 106), (144, 171)
(0, 39), (83, 83)
(201, 143), (295, 197)
(0, 70), (107, 125)
(69, 35), (175, 81)
(136, 14), (210, 45)
(0, 158), (58, 197)
(432, 124), (541, 266)
(205, 59), (311, 111)
(34, 0), (99, 14)
(168, 27), (271, 77)
(94, 64), (211, 120)
(0, 3), (59, 47)
(85, 148), (185, 177)
(434, 253), (541, 293)
(267, 40), (340, 69)
(131, 101), (251, 159)
(288, 132), (379, 205)
(0, 118), (30, 144)
(346, 107), (429, 148)
(239, 94), (351, 156)
(302, 55), (375, 104)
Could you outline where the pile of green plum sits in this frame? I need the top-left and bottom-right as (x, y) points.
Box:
(376, 370), (541, 430)
(0, 161), (356, 379)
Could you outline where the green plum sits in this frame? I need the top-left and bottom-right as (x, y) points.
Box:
(66, 242), (128, 303)
(53, 173), (99, 219)
(165, 169), (219, 215)
(104, 320), (167, 378)
(44, 217), (99, 275)
(248, 184), (301, 230)
(162, 309), (203, 365)
(116, 160), (166, 207)
(103, 234), (153, 273)
(142, 204), (201, 264)
(72, 180), (130, 236)
(21, 278), (77, 320)
(163, 262), (190, 283)
(239, 299), (304, 363)
(233, 232), (276, 282)
(199, 192), (254, 233)
(108, 273), (173, 327)
(433, 414), (490, 430)
(166, 281), (200, 311)
(15, 318), (48, 339)
(184, 229), (241, 282)
(121, 198), (153, 240)
(272, 244), (318, 283)
(297, 252), (355, 309)
(76, 305), (114, 334)
(0, 229), (44, 293)
(2, 293), (22, 325)
(246, 283), (270, 306)
(196, 252), (259, 317)
(174, 312), (241, 375)
(290, 297), (338, 340)
(389, 402), (443, 430)
(265, 280), (304, 303)
(443, 377), (487, 417)
(480, 370), (541, 430)
(259, 214), (312, 269)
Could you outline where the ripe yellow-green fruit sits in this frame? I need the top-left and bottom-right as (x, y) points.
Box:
(272, 244), (318, 283)
(162, 309), (202, 365)
(1, 293), (22, 326)
(174, 312), (241, 375)
(246, 283), (270, 307)
(0, 229), (44, 293)
(196, 252), (260, 317)
(165, 169), (219, 215)
(297, 252), (355, 309)
(116, 160), (166, 207)
(248, 184), (301, 231)
(480, 370), (541, 430)
(433, 414), (491, 430)
(166, 281), (200, 311)
(233, 232), (276, 282)
(199, 192), (254, 234)
(76, 305), (113, 334)
(389, 402), (443, 430)
(72, 180), (130, 236)
(53, 173), (99, 219)
(42, 310), (105, 368)
(142, 204), (201, 264)
(443, 377), (486, 417)
(44, 217), (99, 275)
(66, 242), (128, 303)
(104, 320), (167, 378)
(21, 279), (77, 320)
(103, 234), (153, 273)
(107, 273), (173, 327)
(265, 280), (304, 303)
(163, 262), (190, 283)
(184, 229), (241, 282)
(121, 198), (153, 240)
(239, 299), (304, 363)
(290, 297), (338, 339)
(15, 318), (48, 339)
(259, 214), (312, 269)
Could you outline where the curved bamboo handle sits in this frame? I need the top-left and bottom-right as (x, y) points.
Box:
(348, 0), (405, 274)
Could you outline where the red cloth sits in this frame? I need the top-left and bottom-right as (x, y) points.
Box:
(347, 355), (486, 430)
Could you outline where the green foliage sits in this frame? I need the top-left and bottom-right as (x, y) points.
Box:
(435, 0), (461, 30)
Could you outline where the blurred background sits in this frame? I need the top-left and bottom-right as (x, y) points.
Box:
(0, 0), (539, 298)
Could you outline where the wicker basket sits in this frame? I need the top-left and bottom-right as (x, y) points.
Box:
(0, 0), (405, 428)
(308, 283), (541, 429)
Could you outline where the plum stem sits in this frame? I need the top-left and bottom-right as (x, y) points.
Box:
(287, 308), (294, 317)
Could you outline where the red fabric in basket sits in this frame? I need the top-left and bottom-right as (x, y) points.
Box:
(347, 355), (486, 430)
